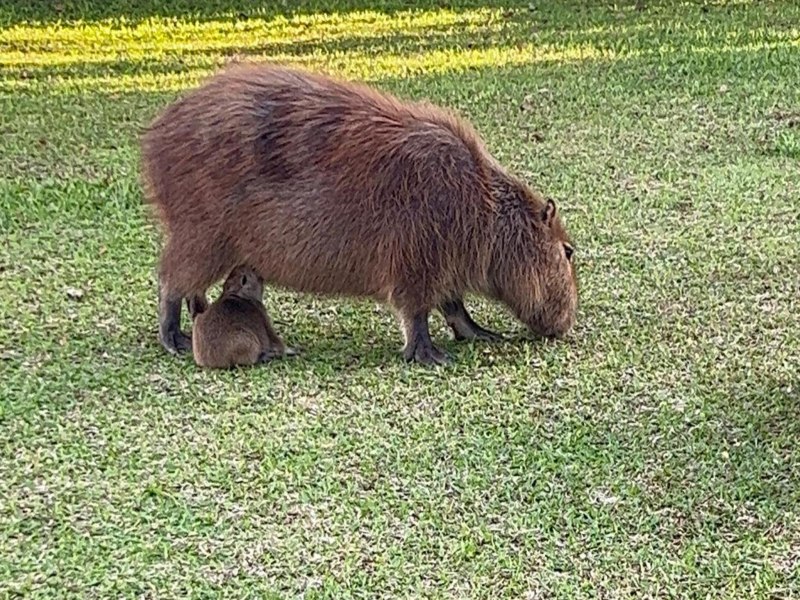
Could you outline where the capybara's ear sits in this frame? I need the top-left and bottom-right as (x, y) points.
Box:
(542, 197), (557, 225)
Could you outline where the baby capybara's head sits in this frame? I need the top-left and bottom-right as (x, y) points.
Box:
(222, 265), (265, 303)
(489, 173), (578, 339)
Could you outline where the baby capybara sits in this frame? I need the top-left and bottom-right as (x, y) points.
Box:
(192, 265), (292, 369)
(141, 62), (578, 366)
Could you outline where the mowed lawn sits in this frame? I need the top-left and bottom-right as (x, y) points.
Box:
(1, 0), (799, 597)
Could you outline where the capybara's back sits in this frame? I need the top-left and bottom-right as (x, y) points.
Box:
(141, 62), (578, 365)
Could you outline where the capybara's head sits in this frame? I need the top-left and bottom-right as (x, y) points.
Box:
(490, 175), (578, 339)
(222, 265), (264, 302)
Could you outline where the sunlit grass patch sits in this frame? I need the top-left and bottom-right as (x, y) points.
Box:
(0, 6), (514, 76)
(0, 8), (496, 60)
(2, 43), (626, 94)
(2, 2), (798, 93)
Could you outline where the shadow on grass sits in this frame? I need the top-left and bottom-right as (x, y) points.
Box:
(132, 325), (542, 375)
(120, 290), (537, 376)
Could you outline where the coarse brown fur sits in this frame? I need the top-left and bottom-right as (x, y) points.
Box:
(191, 265), (291, 369)
(140, 62), (578, 365)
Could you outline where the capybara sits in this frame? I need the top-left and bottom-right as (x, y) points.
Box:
(192, 265), (293, 369)
(140, 62), (578, 366)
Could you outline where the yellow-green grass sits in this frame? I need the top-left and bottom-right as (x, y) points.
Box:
(1, 1), (799, 598)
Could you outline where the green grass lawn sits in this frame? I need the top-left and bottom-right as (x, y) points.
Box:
(1, 0), (799, 597)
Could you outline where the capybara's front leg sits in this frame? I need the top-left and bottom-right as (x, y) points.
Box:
(439, 298), (503, 342)
(399, 310), (451, 366)
(158, 281), (191, 354)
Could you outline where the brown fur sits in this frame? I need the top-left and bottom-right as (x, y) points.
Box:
(140, 62), (578, 365)
(191, 265), (288, 369)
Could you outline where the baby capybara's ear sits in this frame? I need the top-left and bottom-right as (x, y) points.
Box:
(542, 197), (558, 226)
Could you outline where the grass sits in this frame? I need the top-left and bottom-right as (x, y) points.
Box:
(1, 0), (799, 597)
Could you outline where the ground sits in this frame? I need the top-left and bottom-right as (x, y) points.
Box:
(1, 1), (799, 598)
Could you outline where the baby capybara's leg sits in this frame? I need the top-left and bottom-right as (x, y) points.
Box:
(439, 298), (503, 342)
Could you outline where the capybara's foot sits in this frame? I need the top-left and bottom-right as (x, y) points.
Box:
(158, 282), (191, 355)
(453, 324), (503, 343)
(258, 346), (300, 363)
(403, 340), (451, 366)
(399, 309), (451, 366)
(440, 298), (503, 343)
(160, 327), (192, 354)
(257, 350), (276, 364)
(439, 298), (503, 342)
(257, 345), (298, 363)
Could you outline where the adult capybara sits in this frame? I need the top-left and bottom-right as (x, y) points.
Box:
(140, 62), (578, 366)
(192, 265), (293, 369)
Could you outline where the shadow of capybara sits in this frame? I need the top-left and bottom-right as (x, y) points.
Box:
(140, 62), (578, 366)
(192, 265), (294, 369)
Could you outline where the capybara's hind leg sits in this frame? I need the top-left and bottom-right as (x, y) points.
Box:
(158, 278), (191, 354)
(397, 309), (451, 366)
(439, 298), (503, 342)
(158, 237), (231, 354)
(186, 293), (209, 319)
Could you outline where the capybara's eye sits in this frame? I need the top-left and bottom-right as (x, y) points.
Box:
(563, 244), (574, 260)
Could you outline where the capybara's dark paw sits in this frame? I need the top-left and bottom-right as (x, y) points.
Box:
(257, 350), (276, 364)
(454, 327), (504, 343)
(258, 347), (299, 363)
(475, 328), (504, 342)
(404, 342), (451, 366)
(160, 328), (192, 355)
